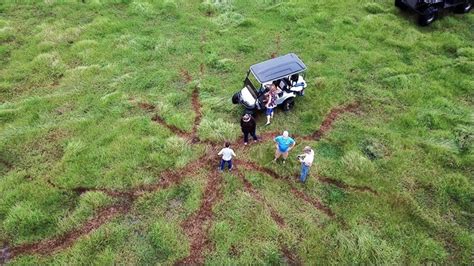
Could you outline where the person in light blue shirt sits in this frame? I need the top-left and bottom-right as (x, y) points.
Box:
(273, 131), (296, 163)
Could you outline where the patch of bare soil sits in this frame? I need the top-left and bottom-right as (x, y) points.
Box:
(0, 158), (13, 171)
(290, 187), (334, 217)
(136, 156), (208, 195)
(175, 169), (223, 265)
(180, 68), (193, 84)
(235, 159), (286, 180)
(138, 102), (155, 112)
(235, 170), (286, 228)
(151, 114), (189, 138)
(200, 63), (205, 75)
(191, 88), (202, 138)
(236, 160), (334, 217)
(281, 245), (302, 266)
(5, 97), (361, 264)
(309, 102), (359, 140)
(270, 34), (281, 59)
(317, 175), (377, 194)
(234, 170), (302, 264)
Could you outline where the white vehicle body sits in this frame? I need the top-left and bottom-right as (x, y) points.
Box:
(232, 53), (308, 112)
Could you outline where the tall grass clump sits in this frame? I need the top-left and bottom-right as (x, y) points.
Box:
(149, 219), (188, 263)
(57, 191), (113, 234)
(3, 202), (52, 243)
(198, 117), (239, 142)
(30, 52), (66, 84)
(341, 150), (376, 178)
(331, 225), (402, 264)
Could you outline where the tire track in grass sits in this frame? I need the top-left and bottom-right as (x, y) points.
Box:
(180, 68), (193, 84)
(5, 159), (210, 261)
(191, 87), (202, 142)
(234, 170), (286, 227)
(200, 33), (206, 75)
(235, 160), (334, 218)
(233, 102), (360, 145)
(304, 102), (360, 141)
(151, 114), (189, 139)
(3, 99), (361, 263)
(6, 202), (131, 259)
(289, 187), (335, 217)
(281, 245), (302, 266)
(0, 158), (13, 171)
(175, 168), (223, 265)
(70, 155), (209, 198)
(270, 34), (281, 59)
(316, 175), (377, 194)
(234, 170), (302, 265)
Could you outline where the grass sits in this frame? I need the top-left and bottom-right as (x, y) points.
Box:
(1, 0), (473, 264)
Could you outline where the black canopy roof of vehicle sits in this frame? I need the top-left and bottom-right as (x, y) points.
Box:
(249, 53), (307, 83)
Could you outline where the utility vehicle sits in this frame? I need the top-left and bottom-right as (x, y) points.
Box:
(232, 53), (307, 113)
(395, 0), (472, 26)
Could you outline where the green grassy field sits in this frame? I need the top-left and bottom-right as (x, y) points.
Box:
(1, 0), (473, 264)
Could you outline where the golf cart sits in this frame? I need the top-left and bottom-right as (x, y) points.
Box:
(232, 53), (307, 113)
(395, 0), (472, 26)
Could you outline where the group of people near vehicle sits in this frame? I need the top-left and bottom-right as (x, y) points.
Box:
(218, 113), (315, 183)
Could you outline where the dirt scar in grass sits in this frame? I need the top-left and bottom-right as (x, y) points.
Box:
(5, 79), (369, 264)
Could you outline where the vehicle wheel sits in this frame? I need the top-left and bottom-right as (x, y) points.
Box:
(282, 98), (295, 112)
(455, 2), (472, 13)
(418, 7), (437, 26)
(395, 0), (407, 11)
(232, 92), (240, 104)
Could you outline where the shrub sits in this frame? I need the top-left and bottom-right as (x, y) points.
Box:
(200, 0), (233, 15)
(341, 150), (376, 178)
(454, 125), (473, 153)
(199, 2), (218, 16)
(361, 138), (387, 160)
(213, 11), (246, 28)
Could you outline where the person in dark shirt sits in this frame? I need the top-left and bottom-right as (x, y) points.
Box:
(240, 114), (258, 145)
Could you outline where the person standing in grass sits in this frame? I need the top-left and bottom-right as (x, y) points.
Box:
(265, 84), (280, 126)
(240, 113), (258, 145)
(218, 142), (236, 171)
(298, 146), (314, 183)
(273, 131), (296, 163)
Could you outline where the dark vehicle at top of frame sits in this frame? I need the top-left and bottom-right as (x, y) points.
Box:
(395, 0), (472, 26)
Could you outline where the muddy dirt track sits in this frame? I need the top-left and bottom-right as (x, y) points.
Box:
(1, 83), (370, 264)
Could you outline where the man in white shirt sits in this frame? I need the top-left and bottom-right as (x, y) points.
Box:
(297, 146), (314, 183)
(218, 142), (236, 171)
